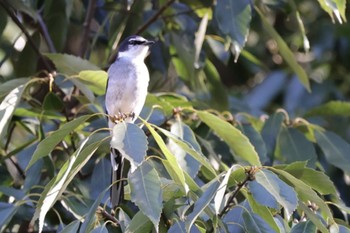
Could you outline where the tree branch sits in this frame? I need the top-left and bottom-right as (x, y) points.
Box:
(97, 206), (119, 226)
(0, 0), (54, 73)
(79, 0), (97, 58)
(135, 0), (175, 35)
(37, 12), (56, 53)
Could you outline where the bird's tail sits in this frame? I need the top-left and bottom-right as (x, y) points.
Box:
(110, 148), (124, 208)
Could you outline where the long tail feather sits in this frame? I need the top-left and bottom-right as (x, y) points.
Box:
(110, 148), (124, 208)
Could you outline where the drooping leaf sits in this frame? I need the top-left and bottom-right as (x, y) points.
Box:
(185, 179), (221, 232)
(244, 189), (281, 233)
(255, 169), (298, 218)
(0, 84), (27, 142)
(45, 53), (100, 76)
(215, 0), (252, 59)
(79, 187), (109, 233)
(315, 130), (350, 173)
(110, 122), (148, 171)
(142, 120), (188, 193)
(261, 112), (285, 163)
(125, 210), (153, 233)
(238, 124), (268, 164)
(31, 133), (107, 233)
(129, 161), (163, 231)
(27, 114), (98, 170)
(166, 120), (201, 178)
(197, 111), (261, 166)
(277, 127), (317, 166)
(304, 101), (350, 117)
(290, 220), (317, 233)
(255, 7), (310, 92)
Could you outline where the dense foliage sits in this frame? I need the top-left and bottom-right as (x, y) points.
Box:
(1, 0), (350, 232)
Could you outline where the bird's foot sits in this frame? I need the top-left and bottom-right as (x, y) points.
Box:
(110, 112), (135, 123)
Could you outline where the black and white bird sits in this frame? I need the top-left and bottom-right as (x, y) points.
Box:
(105, 35), (154, 207)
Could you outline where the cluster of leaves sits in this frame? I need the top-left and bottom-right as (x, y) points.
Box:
(1, 0), (350, 232)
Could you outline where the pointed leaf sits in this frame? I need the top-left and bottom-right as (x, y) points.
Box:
(214, 167), (232, 214)
(77, 70), (107, 95)
(27, 114), (97, 170)
(304, 101), (350, 117)
(242, 211), (277, 233)
(185, 179), (221, 232)
(255, 169), (298, 218)
(277, 127), (317, 165)
(255, 7), (310, 92)
(0, 78), (29, 98)
(45, 53), (100, 76)
(215, 0), (251, 58)
(0, 84), (26, 142)
(291, 220), (316, 233)
(0, 203), (18, 230)
(129, 161), (163, 231)
(315, 130), (350, 173)
(111, 122), (148, 170)
(125, 211), (153, 233)
(59, 220), (81, 233)
(142, 120), (188, 193)
(197, 111), (261, 166)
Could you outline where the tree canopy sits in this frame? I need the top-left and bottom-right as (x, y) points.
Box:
(0, 0), (350, 232)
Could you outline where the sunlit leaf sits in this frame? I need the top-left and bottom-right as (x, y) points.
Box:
(45, 53), (100, 76)
(77, 70), (107, 95)
(197, 111), (261, 166)
(304, 101), (350, 117)
(125, 210), (153, 233)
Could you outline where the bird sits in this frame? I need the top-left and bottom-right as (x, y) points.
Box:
(105, 35), (154, 208)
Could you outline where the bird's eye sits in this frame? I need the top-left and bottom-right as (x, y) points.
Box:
(128, 40), (144, 45)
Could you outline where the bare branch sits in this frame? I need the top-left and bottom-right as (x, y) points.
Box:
(79, 0), (97, 58)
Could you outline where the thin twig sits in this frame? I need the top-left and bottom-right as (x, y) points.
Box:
(79, 0), (97, 58)
(0, 0), (54, 72)
(135, 0), (176, 35)
(218, 167), (256, 218)
(97, 206), (119, 226)
(37, 12), (56, 53)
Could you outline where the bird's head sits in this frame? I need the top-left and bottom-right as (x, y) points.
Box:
(117, 35), (154, 61)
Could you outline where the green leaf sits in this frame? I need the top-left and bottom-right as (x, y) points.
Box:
(239, 124), (268, 164)
(215, 0), (252, 59)
(304, 101), (350, 117)
(0, 78), (29, 99)
(142, 120), (188, 193)
(45, 53), (100, 76)
(77, 70), (108, 96)
(31, 133), (107, 233)
(125, 210), (153, 233)
(255, 169), (298, 218)
(129, 161), (163, 231)
(242, 211), (277, 233)
(284, 164), (337, 195)
(197, 111), (261, 166)
(59, 220), (81, 233)
(185, 179), (221, 232)
(110, 122), (148, 170)
(277, 127), (317, 165)
(0, 203), (18, 230)
(166, 120), (202, 178)
(79, 187), (109, 233)
(315, 130), (350, 173)
(317, 0), (346, 23)
(255, 7), (310, 92)
(214, 167), (232, 214)
(244, 190), (281, 233)
(26, 114), (98, 170)
(270, 168), (333, 232)
(298, 201), (328, 233)
(156, 123), (216, 178)
(203, 59), (229, 110)
(43, 92), (64, 112)
(261, 112), (285, 161)
(291, 220), (316, 233)
(0, 84), (27, 143)
(90, 226), (108, 233)
(248, 180), (279, 209)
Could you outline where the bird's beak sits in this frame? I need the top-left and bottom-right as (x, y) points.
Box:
(144, 40), (155, 46)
